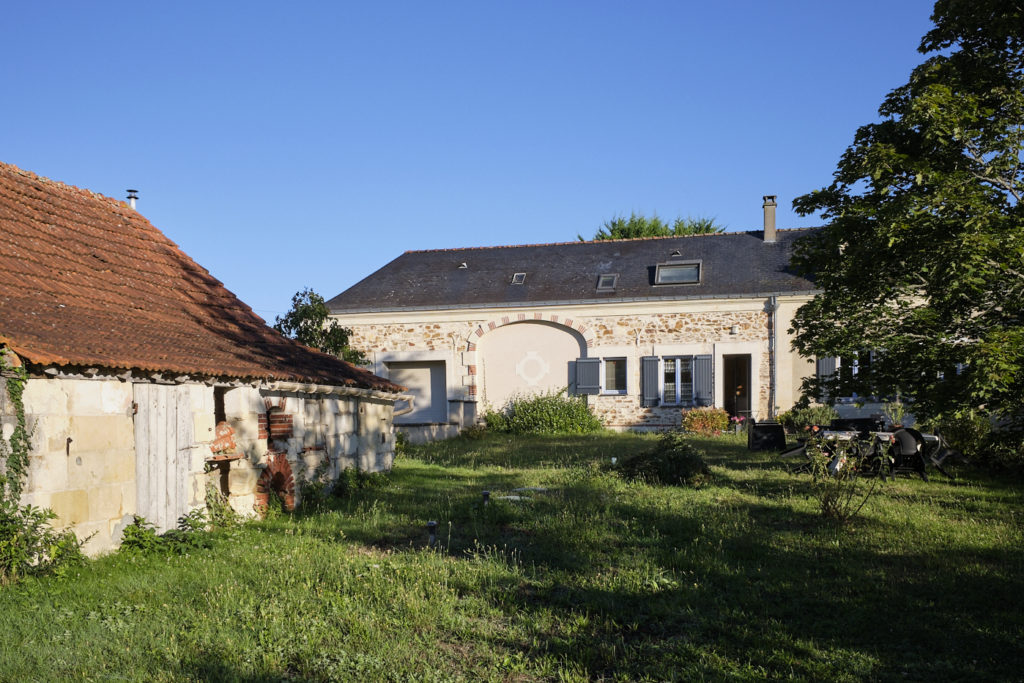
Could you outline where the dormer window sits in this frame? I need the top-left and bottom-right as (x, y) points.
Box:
(655, 261), (701, 285)
(511, 272), (526, 285)
(596, 273), (618, 292)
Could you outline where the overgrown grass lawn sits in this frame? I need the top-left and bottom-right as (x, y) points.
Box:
(1, 432), (1021, 681)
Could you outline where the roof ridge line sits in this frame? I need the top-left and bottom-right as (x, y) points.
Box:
(0, 160), (132, 210)
(402, 227), (819, 254)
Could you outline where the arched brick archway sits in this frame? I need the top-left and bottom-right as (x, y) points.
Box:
(463, 312), (595, 352)
(466, 315), (592, 409)
(255, 452), (295, 511)
(255, 395), (297, 512)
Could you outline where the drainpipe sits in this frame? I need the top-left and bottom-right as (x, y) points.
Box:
(767, 295), (778, 418)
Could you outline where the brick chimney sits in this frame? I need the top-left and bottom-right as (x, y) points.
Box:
(762, 195), (777, 243)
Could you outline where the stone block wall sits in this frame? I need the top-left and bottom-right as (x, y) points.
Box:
(16, 377), (138, 555)
(339, 301), (794, 432)
(2, 375), (397, 555)
(223, 387), (395, 513)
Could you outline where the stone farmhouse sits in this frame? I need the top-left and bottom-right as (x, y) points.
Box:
(0, 162), (406, 554)
(328, 197), (820, 442)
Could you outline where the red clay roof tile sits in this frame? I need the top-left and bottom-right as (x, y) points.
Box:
(0, 162), (400, 393)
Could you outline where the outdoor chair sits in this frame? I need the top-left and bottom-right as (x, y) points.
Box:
(887, 428), (929, 481)
(924, 430), (964, 479)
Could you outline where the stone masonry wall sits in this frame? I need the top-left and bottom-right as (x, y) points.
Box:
(344, 307), (773, 429)
(7, 376), (396, 556)
(221, 388), (395, 514)
(18, 377), (143, 556)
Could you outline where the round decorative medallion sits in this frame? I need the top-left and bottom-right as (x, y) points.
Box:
(515, 350), (550, 385)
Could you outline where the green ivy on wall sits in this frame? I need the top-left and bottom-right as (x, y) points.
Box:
(0, 351), (30, 502)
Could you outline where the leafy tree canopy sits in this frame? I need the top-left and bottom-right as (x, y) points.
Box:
(581, 213), (724, 241)
(790, 0), (1024, 430)
(273, 288), (367, 365)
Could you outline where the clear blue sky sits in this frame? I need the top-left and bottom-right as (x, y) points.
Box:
(3, 1), (937, 321)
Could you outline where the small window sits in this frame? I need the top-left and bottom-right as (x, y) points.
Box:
(655, 262), (700, 285)
(511, 272), (526, 284)
(596, 274), (618, 291)
(602, 358), (627, 394)
(662, 357), (694, 405)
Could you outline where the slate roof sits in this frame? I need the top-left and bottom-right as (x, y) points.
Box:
(0, 162), (401, 392)
(328, 229), (818, 313)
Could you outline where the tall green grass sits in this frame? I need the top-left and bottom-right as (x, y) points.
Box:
(0, 432), (1020, 681)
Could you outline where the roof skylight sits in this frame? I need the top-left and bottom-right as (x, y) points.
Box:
(596, 273), (618, 291)
(655, 262), (701, 285)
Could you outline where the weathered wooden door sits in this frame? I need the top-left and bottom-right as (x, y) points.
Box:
(134, 384), (193, 532)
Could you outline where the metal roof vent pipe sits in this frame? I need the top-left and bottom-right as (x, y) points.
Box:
(762, 195), (777, 243)
(127, 189), (139, 210)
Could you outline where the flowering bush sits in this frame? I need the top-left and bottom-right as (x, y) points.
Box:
(681, 407), (730, 435)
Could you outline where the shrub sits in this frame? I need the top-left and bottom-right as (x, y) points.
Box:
(487, 391), (603, 435)
(299, 461), (333, 513)
(0, 361), (87, 583)
(394, 431), (411, 459)
(204, 483), (241, 529)
(458, 423), (489, 440)
(785, 404), (839, 432)
(332, 467), (390, 499)
(120, 515), (213, 556)
(119, 516), (162, 555)
(0, 496), (86, 584)
(803, 437), (880, 524)
(931, 410), (990, 459)
(615, 431), (710, 486)
(482, 409), (508, 433)
(982, 430), (1024, 472)
(681, 407), (730, 435)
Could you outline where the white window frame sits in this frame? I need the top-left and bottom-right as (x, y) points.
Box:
(660, 356), (695, 405)
(654, 261), (701, 285)
(600, 357), (628, 395)
(596, 273), (618, 292)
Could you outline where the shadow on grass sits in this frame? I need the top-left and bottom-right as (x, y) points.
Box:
(178, 656), (285, 683)
(261, 432), (1024, 679)
(444, 496), (1024, 680)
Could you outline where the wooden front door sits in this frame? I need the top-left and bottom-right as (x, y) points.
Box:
(133, 384), (193, 532)
(723, 354), (752, 418)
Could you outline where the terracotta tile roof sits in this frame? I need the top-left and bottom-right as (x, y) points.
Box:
(0, 162), (400, 393)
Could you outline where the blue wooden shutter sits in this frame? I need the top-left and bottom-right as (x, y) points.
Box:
(574, 358), (601, 395)
(693, 354), (713, 406)
(641, 356), (660, 407)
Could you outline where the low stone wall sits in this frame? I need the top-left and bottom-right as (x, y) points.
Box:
(590, 395), (683, 430)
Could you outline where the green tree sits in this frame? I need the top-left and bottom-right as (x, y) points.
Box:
(790, 0), (1024, 434)
(581, 213), (724, 241)
(274, 288), (367, 365)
